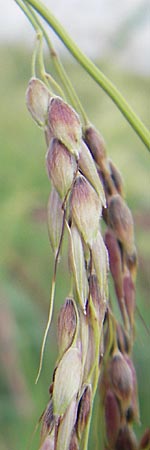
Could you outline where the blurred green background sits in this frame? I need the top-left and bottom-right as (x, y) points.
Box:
(0, 44), (150, 450)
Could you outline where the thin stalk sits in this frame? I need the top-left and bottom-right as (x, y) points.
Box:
(25, 2), (89, 124)
(16, 0), (65, 97)
(21, 0), (150, 150)
(35, 206), (66, 383)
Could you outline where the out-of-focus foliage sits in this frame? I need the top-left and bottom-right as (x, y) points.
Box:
(0, 45), (149, 450)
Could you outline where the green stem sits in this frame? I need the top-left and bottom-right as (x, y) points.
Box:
(24, 1), (88, 124)
(16, 0), (65, 97)
(21, 0), (150, 150)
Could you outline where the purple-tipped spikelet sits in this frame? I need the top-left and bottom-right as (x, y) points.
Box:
(91, 230), (109, 300)
(124, 355), (140, 423)
(108, 159), (124, 197)
(48, 97), (82, 157)
(53, 347), (82, 416)
(84, 124), (108, 172)
(104, 388), (121, 447)
(76, 385), (92, 439)
(26, 77), (50, 127)
(89, 274), (106, 323)
(56, 398), (77, 450)
(57, 298), (78, 356)
(79, 141), (106, 206)
(39, 435), (55, 450)
(123, 272), (136, 330)
(139, 428), (150, 449)
(105, 228), (123, 301)
(108, 194), (135, 255)
(108, 351), (133, 410)
(115, 425), (138, 450)
(116, 323), (129, 354)
(70, 175), (101, 246)
(69, 431), (79, 450)
(40, 400), (54, 444)
(46, 137), (77, 199)
(47, 187), (64, 255)
(68, 224), (89, 310)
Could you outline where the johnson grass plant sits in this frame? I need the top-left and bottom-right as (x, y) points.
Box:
(2, 0), (149, 449)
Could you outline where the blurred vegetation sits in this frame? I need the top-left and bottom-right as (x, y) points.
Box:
(0, 45), (149, 450)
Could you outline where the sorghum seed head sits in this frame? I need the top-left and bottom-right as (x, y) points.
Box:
(26, 77), (50, 127)
(76, 385), (92, 439)
(79, 141), (106, 206)
(53, 347), (82, 416)
(109, 351), (133, 409)
(70, 175), (101, 246)
(48, 97), (82, 157)
(108, 194), (135, 255)
(46, 137), (77, 199)
(104, 389), (121, 447)
(57, 298), (78, 356)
